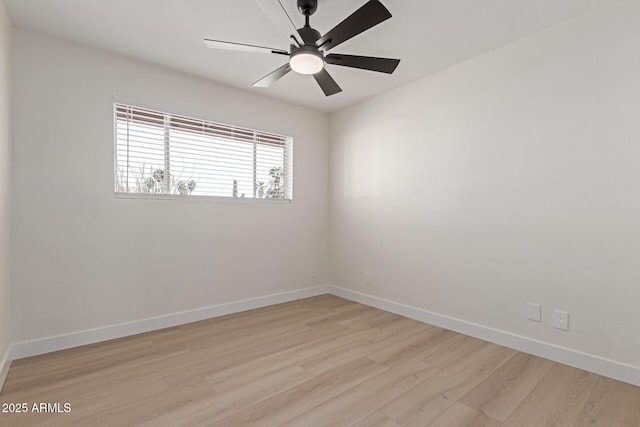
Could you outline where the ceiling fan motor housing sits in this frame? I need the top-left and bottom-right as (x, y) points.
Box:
(297, 26), (321, 45)
(297, 0), (318, 16)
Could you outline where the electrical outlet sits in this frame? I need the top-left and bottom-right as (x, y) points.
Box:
(527, 303), (542, 322)
(363, 272), (373, 287)
(553, 310), (569, 331)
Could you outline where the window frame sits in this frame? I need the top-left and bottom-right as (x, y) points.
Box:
(112, 103), (293, 203)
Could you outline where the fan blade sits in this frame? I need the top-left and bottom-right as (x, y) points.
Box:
(325, 54), (400, 74)
(204, 39), (288, 55)
(316, 0), (392, 52)
(253, 63), (292, 87)
(254, 0), (300, 39)
(313, 69), (342, 96)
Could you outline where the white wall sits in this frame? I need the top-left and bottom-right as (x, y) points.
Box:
(330, 0), (640, 371)
(0, 0), (12, 373)
(11, 29), (329, 343)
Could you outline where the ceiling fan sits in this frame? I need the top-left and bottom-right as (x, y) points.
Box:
(204, 0), (400, 96)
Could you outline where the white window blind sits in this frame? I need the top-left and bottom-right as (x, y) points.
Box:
(114, 104), (292, 200)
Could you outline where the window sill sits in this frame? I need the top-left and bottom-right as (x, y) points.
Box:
(114, 192), (292, 204)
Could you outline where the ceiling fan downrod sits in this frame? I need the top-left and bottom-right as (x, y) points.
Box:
(296, 0), (321, 45)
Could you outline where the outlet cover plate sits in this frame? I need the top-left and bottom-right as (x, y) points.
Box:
(553, 309), (569, 331)
(363, 272), (373, 287)
(527, 303), (542, 322)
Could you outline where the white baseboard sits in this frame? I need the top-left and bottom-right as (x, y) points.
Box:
(0, 345), (12, 393)
(11, 285), (331, 360)
(328, 286), (640, 387)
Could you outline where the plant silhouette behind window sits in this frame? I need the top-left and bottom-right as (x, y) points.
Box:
(265, 166), (284, 199)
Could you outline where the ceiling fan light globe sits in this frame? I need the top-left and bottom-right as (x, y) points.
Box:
(290, 52), (324, 75)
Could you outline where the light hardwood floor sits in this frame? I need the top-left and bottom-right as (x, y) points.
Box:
(1, 295), (639, 426)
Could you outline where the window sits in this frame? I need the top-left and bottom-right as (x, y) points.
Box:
(114, 104), (293, 200)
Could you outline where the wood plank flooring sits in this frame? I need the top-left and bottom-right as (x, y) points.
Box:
(1, 295), (638, 426)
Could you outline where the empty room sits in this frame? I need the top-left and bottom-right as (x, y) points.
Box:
(0, 0), (639, 426)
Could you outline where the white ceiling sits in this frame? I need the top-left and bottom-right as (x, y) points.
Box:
(6, 0), (617, 112)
